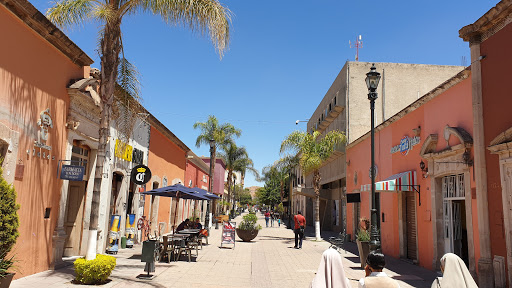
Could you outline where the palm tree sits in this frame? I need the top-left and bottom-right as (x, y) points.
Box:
(194, 115), (241, 212)
(47, 0), (231, 260)
(219, 142), (247, 212)
(280, 130), (346, 241)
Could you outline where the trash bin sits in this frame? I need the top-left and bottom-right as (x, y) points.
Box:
(121, 236), (127, 249)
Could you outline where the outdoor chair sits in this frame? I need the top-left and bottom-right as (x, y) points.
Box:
(174, 239), (193, 262)
(187, 236), (200, 255)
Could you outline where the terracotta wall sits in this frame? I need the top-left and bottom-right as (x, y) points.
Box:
(185, 161), (209, 190)
(346, 77), (475, 270)
(0, 5), (88, 276)
(144, 126), (186, 232)
(480, 23), (512, 260)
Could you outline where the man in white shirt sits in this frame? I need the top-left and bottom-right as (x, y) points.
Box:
(358, 251), (400, 288)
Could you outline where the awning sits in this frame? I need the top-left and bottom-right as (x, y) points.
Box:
(360, 171), (421, 205)
(141, 184), (209, 200)
(189, 187), (221, 200)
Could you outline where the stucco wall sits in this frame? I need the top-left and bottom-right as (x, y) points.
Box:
(480, 21), (512, 262)
(346, 76), (475, 271)
(0, 4), (88, 276)
(145, 126), (186, 233)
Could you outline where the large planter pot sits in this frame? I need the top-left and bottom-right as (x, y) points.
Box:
(356, 240), (370, 268)
(236, 228), (259, 242)
(0, 273), (15, 288)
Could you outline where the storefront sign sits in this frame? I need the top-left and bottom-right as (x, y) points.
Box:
(130, 164), (152, 185)
(34, 108), (53, 150)
(132, 148), (144, 165)
(390, 135), (420, 155)
(60, 165), (85, 181)
(115, 139), (133, 161)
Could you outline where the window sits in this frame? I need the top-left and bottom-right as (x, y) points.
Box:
(71, 144), (89, 180)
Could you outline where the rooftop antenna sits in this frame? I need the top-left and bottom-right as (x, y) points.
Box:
(349, 35), (363, 61)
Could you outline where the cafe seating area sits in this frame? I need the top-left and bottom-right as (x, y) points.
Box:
(159, 229), (205, 263)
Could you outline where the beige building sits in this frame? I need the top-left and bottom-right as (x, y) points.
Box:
(293, 61), (465, 234)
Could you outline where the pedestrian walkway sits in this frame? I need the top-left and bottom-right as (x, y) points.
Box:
(11, 212), (438, 288)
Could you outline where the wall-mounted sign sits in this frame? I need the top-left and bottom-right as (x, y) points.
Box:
(34, 108), (53, 150)
(132, 148), (144, 165)
(130, 164), (151, 185)
(60, 165), (85, 181)
(368, 165), (378, 179)
(115, 139), (133, 161)
(390, 135), (420, 155)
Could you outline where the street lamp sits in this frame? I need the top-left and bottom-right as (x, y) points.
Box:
(206, 139), (215, 231)
(365, 64), (381, 253)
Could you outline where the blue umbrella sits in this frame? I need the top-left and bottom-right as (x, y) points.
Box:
(189, 187), (221, 200)
(142, 184), (209, 200)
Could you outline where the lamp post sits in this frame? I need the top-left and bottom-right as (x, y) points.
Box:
(206, 139), (215, 231)
(365, 64), (381, 253)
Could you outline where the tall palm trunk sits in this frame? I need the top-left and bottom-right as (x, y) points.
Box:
(86, 21), (122, 260)
(280, 181), (284, 203)
(210, 147), (216, 213)
(313, 170), (321, 241)
(226, 170), (232, 213)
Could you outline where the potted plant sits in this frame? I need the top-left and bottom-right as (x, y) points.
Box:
(0, 167), (20, 288)
(356, 217), (371, 268)
(236, 213), (262, 242)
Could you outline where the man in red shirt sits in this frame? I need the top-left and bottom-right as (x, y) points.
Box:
(293, 211), (306, 249)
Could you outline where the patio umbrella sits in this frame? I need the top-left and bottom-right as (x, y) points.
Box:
(189, 187), (221, 200)
(142, 184), (209, 232)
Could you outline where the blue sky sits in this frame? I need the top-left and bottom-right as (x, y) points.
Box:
(32, 0), (496, 187)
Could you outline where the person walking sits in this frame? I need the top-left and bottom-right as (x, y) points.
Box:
(270, 210), (275, 227)
(431, 253), (478, 288)
(264, 211), (270, 227)
(294, 210), (306, 249)
(310, 248), (350, 288)
(358, 251), (400, 288)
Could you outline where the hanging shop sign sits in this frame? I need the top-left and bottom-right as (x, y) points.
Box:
(390, 135), (420, 156)
(60, 165), (85, 181)
(115, 139), (133, 161)
(130, 164), (152, 185)
(34, 108), (53, 150)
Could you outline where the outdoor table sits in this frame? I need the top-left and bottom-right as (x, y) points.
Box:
(162, 233), (190, 262)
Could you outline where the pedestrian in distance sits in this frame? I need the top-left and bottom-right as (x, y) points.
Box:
(270, 210), (275, 227)
(431, 253), (478, 288)
(277, 213), (281, 227)
(264, 211), (270, 227)
(293, 210), (306, 249)
(358, 251), (400, 288)
(310, 248), (351, 288)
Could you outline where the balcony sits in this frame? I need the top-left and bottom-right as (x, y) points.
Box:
(323, 141), (346, 164)
(316, 104), (345, 134)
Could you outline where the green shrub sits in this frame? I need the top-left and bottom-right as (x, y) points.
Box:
(356, 229), (370, 242)
(74, 254), (116, 284)
(0, 167), (20, 256)
(238, 213), (262, 231)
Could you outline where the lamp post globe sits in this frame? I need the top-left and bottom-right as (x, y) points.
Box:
(365, 63), (381, 253)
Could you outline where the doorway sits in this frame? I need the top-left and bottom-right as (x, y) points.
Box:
(402, 191), (417, 261)
(443, 174), (469, 266)
(64, 181), (87, 256)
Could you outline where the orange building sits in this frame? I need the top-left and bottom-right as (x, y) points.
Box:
(0, 0), (92, 276)
(346, 69), (477, 274)
(144, 115), (189, 235)
(460, 1), (512, 286)
(346, 2), (512, 287)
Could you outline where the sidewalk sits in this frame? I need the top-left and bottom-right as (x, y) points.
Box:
(11, 213), (438, 288)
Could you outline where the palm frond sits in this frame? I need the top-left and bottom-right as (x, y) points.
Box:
(143, 0), (231, 58)
(117, 57), (141, 102)
(47, 0), (95, 28)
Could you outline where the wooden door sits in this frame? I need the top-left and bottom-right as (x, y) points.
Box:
(64, 182), (86, 256)
(405, 192), (417, 260)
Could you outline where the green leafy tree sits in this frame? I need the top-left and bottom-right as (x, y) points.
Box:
(280, 130), (346, 241)
(47, 0), (231, 260)
(0, 168), (19, 255)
